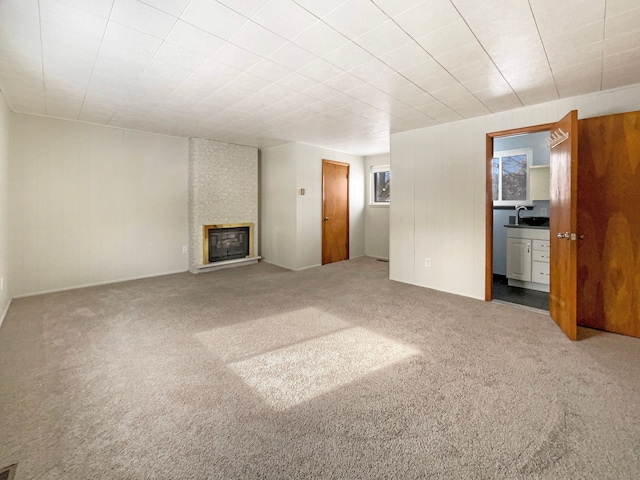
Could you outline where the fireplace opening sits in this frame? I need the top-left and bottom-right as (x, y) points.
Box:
(204, 224), (253, 264)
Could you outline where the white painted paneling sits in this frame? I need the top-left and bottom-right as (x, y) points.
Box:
(260, 144), (297, 269)
(260, 142), (364, 270)
(364, 154), (389, 259)
(390, 82), (640, 300)
(0, 92), (11, 323)
(389, 131), (414, 283)
(9, 115), (189, 297)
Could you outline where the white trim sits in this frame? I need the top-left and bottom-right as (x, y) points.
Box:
(0, 298), (12, 329)
(11, 269), (189, 299)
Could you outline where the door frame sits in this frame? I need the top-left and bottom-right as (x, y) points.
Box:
(485, 123), (554, 301)
(322, 159), (350, 265)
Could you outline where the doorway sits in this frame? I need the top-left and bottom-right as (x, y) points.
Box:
(490, 130), (551, 311)
(322, 159), (349, 265)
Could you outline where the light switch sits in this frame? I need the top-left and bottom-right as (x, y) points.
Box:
(300, 188), (305, 195)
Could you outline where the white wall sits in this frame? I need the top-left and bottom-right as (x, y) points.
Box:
(10, 115), (189, 297)
(390, 82), (640, 300)
(261, 142), (365, 270)
(0, 92), (11, 324)
(365, 154), (390, 260)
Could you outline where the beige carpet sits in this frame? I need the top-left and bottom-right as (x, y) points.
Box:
(1, 257), (639, 479)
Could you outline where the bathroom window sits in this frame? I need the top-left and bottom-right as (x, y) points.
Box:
(371, 165), (390, 205)
(492, 148), (533, 207)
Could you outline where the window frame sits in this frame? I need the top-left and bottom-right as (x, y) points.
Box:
(492, 148), (533, 207)
(370, 164), (390, 206)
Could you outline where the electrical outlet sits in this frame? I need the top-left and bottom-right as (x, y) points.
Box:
(541, 207), (548, 216)
(425, 258), (431, 268)
(182, 246), (188, 254)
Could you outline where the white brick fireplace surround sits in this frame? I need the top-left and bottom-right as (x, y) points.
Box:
(188, 138), (259, 273)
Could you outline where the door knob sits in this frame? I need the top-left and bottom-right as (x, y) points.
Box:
(324, 217), (329, 221)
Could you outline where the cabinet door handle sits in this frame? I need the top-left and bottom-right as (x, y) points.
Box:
(527, 243), (530, 253)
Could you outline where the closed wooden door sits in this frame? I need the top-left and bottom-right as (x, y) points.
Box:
(549, 110), (579, 340)
(577, 111), (640, 338)
(322, 160), (349, 265)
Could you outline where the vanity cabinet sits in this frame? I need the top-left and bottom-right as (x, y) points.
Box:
(506, 227), (550, 292)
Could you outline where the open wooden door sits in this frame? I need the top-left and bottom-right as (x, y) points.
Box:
(549, 111), (579, 340)
(322, 160), (349, 265)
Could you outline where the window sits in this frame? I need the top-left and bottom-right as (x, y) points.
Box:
(371, 165), (390, 205)
(492, 148), (533, 206)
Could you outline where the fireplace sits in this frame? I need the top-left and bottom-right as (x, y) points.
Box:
(203, 223), (254, 264)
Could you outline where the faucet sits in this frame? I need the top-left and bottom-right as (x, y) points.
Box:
(515, 204), (527, 225)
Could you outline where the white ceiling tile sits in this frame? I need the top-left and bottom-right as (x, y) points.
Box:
(368, 72), (412, 94)
(416, 19), (477, 57)
(138, 0), (189, 17)
(268, 42), (318, 70)
(602, 62), (640, 90)
(606, 0), (640, 16)
(605, 7), (640, 38)
(323, 0), (388, 38)
(348, 59), (395, 82)
(394, 0), (461, 39)
(372, 0), (423, 18)
(530, 0), (606, 39)
(40, 0), (108, 40)
(322, 42), (374, 70)
(292, 20), (349, 57)
(111, 0), (177, 39)
(230, 21), (288, 57)
(181, 0), (248, 39)
(207, 43), (262, 70)
(99, 22), (163, 66)
(153, 43), (208, 71)
(55, 0), (114, 18)
(217, 0), (270, 17)
(603, 45), (640, 70)
(297, 59), (343, 82)
(302, 83), (340, 100)
(354, 20), (413, 57)
(277, 72), (319, 92)
(379, 42), (432, 72)
(165, 21), (226, 58)
(253, 0), (319, 40)
(323, 72), (367, 91)
(247, 60), (293, 82)
(604, 29), (640, 57)
(291, 0), (348, 18)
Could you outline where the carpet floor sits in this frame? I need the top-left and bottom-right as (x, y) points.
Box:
(1, 257), (639, 479)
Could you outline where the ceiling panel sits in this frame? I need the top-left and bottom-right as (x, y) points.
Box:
(1, 0), (640, 154)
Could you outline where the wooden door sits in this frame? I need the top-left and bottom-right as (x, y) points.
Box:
(577, 111), (640, 338)
(322, 160), (349, 265)
(549, 111), (579, 340)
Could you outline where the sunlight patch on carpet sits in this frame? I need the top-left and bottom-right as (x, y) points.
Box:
(196, 308), (421, 410)
(195, 307), (350, 362)
(228, 327), (420, 410)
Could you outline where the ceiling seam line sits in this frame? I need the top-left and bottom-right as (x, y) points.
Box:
(527, 0), (560, 99)
(446, 0), (524, 108)
(78, 0), (117, 122)
(368, 0), (492, 116)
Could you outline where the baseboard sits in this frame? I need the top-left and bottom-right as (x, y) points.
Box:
(11, 269), (189, 299)
(0, 298), (12, 329)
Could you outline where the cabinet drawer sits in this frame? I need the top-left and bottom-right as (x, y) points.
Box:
(533, 240), (550, 251)
(532, 250), (550, 262)
(532, 261), (550, 285)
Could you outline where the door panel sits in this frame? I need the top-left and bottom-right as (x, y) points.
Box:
(577, 111), (640, 338)
(549, 111), (578, 340)
(322, 160), (349, 265)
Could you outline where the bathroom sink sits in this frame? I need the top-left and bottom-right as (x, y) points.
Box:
(518, 216), (549, 226)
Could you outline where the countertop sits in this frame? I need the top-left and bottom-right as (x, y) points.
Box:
(504, 224), (550, 229)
